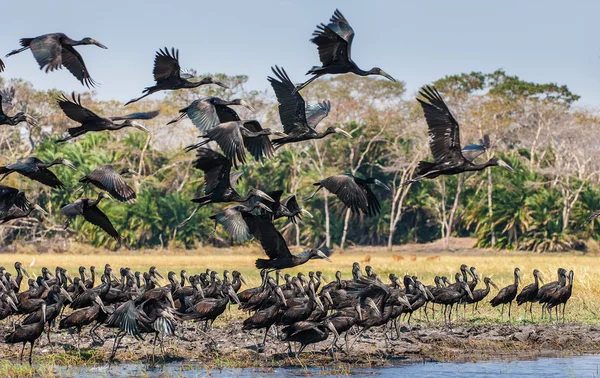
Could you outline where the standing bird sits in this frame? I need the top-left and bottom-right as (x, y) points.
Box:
(4, 303), (46, 365)
(403, 86), (514, 186)
(78, 165), (137, 203)
(490, 268), (521, 320)
(61, 192), (121, 242)
(1, 90), (36, 127)
(56, 93), (156, 142)
(0, 156), (76, 188)
(516, 269), (544, 319)
(268, 66), (348, 148)
(0, 186), (48, 224)
(6, 33), (106, 88)
(294, 9), (396, 93)
(547, 270), (574, 322)
(166, 96), (254, 133)
(281, 320), (339, 357)
(185, 120), (287, 168)
(306, 173), (390, 216)
(125, 48), (227, 105)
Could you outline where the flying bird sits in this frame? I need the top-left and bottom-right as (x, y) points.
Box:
(307, 174), (389, 216)
(268, 66), (348, 148)
(0, 156), (76, 188)
(0, 185), (47, 224)
(588, 210), (600, 221)
(125, 48), (228, 105)
(462, 135), (491, 161)
(403, 86), (514, 186)
(56, 93), (156, 142)
(78, 165), (137, 203)
(0, 88), (37, 127)
(185, 120), (287, 168)
(294, 9), (396, 93)
(61, 192), (120, 242)
(166, 97), (254, 133)
(5, 33), (107, 88)
(0, 58), (4, 72)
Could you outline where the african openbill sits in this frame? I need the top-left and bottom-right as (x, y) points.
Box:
(243, 215), (333, 270)
(242, 285), (287, 348)
(547, 270), (574, 322)
(0, 156), (76, 188)
(179, 282), (241, 331)
(208, 202), (273, 243)
(461, 277), (498, 314)
(516, 269), (544, 319)
(61, 192), (121, 242)
(281, 320), (339, 357)
(403, 86), (514, 186)
(0, 185), (48, 224)
(56, 92), (156, 142)
(294, 9), (396, 93)
(535, 268), (567, 318)
(490, 268), (521, 320)
(177, 148), (274, 227)
(307, 173), (390, 216)
(268, 66), (347, 148)
(5, 302), (46, 365)
(434, 280), (473, 325)
(13, 262), (30, 292)
(167, 96), (254, 132)
(22, 285), (72, 345)
(0, 90), (36, 127)
(6, 33), (106, 87)
(78, 165), (137, 203)
(126, 48), (227, 105)
(59, 292), (109, 349)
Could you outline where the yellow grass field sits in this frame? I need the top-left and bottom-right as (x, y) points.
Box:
(1, 238), (595, 323)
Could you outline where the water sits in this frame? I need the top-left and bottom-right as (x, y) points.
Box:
(57, 355), (600, 377)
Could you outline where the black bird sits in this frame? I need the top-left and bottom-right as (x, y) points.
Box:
(535, 268), (567, 318)
(461, 135), (491, 161)
(61, 192), (121, 242)
(78, 165), (137, 203)
(126, 48), (227, 105)
(403, 86), (514, 186)
(167, 96), (254, 132)
(294, 9), (396, 93)
(208, 202), (273, 243)
(281, 320), (339, 356)
(547, 270), (574, 322)
(56, 93), (156, 142)
(242, 285), (287, 348)
(59, 292), (109, 348)
(268, 66), (347, 148)
(0, 156), (76, 188)
(461, 277), (499, 314)
(490, 268), (521, 320)
(0, 89), (36, 127)
(0, 58), (4, 72)
(185, 120), (287, 168)
(244, 215), (333, 270)
(307, 173), (390, 216)
(589, 210), (600, 221)
(0, 185), (47, 224)
(178, 148), (275, 227)
(5, 302), (46, 365)
(516, 269), (544, 319)
(6, 33), (106, 88)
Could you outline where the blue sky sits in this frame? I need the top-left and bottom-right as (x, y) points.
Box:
(1, 0), (599, 105)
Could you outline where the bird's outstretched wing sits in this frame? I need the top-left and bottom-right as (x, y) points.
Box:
(320, 174), (368, 214)
(109, 110), (160, 121)
(27, 168), (65, 189)
(61, 45), (97, 88)
(243, 215), (292, 260)
(153, 48), (181, 82)
(29, 35), (62, 72)
(192, 148), (233, 195)
(83, 166), (136, 203)
(305, 100), (331, 129)
(57, 92), (102, 124)
(417, 85), (463, 163)
(268, 66), (310, 135)
(0, 185), (20, 213)
(83, 205), (121, 241)
(461, 135), (491, 161)
(214, 207), (253, 243)
(0, 58), (4, 72)
(204, 121), (247, 167)
(294, 246), (334, 261)
(242, 120), (275, 163)
(61, 200), (85, 218)
(311, 9), (354, 66)
(184, 100), (220, 133)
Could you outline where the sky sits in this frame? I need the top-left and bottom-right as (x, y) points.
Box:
(1, 0), (599, 106)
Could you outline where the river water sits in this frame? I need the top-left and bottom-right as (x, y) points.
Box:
(57, 355), (600, 377)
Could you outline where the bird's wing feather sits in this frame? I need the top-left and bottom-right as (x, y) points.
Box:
(85, 166), (136, 203)
(27, 168), (65, 188)
(0, 186), (20, 212)
(305, 101), (331, 129)
(243, 215), (292, 260)
(417, 86), (463, 163)
(205, 122), (246, 166)
(153, 48), (181, 82)
(214, 103), (241, 123)
(57, 93), (102, 124)
(242, 121), (275, 162)
(215, 207), (253, 243)
(61, 200), (85, 218)
(192, 148), (232, 194)
(321, 174), (368, 213)
(109, 110), (160, 121)
(29, 35), (62, 72)
(61, 45), (96, 88)
(83, 205), (121, 241)
(311, 11), (353, 67)
(186, 100), (220, 133)
(268, 66), (310, 135)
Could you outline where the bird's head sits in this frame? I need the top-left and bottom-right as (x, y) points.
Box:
(198, 77), (229, 89)
(231, 99), (256, 112)
(325, 127), (352, 138)
(364, 297), (381, 317)
(312, 248), (332, 263)
(123, 120), (149, 133)
(119, 168), (138, 176)
(533, 269), (544, 285)
(486, 278), (500, 290)
(15, 262), (29, 278)
(368, 67), (396, 82)
(53, 158), (77, 171)
(488, 157), (515, 172)
(515, 267), (522, 284)
(81, 38), (107, 49)
(33, 204), (49, 216)
(369, 178), (391, 191)
(98, 192), (115, 202)
(249, 189), (275, 203)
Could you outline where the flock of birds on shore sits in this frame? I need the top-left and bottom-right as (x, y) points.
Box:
(0, 261), (575, 364)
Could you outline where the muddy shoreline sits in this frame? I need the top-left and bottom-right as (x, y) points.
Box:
(1, 321), (598, 369)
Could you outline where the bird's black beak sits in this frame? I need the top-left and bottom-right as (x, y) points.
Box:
(379, 69), (396, 82)
(213, 80), (229, 89)
(497, 159), (515, 172)
(93, 40), (108, 49)
(374, 179), (391, 191)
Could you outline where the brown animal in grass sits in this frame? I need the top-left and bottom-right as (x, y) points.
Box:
(361, 255), (371, 263)
(391, 255), (404, 261)
(409, 255), (417, 261)
(426, 255), (441, 261)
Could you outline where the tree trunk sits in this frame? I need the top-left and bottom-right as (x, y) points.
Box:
(340, 208), (352, 250)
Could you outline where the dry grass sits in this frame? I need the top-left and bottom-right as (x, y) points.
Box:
(0, 238), (597, 323)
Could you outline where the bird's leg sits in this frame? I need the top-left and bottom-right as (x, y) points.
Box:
(177, 204), (202, 230)
(530, 303), (533, 322)
(305, 186), (323, 201)
(501, 303), (505, 321)
(20, 342), (25, 362)
(110, 331), (123, 361)
(508, 301), (512, 321)
(0, 173), (9, 183)
(261, 325), (270, 348)
(46, 324), (52, 347)
(562, 303), (566, 323)
(293, 75), (320, 95)
(28, 340), (34, 366)
(152, 333), (158, 365)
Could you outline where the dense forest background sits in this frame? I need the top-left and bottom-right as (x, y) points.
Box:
(1, 69), (599, 252)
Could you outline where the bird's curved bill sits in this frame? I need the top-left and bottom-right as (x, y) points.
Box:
(497, 159), (515, 172)
(366, 298), (381, 317)
(275, 286), (287, 307)
(239, 273), (247, 286)
(214, 80), (229, 89)
(315, 293), (325, 312)
(33, 204), (48, 216)
(374, 179), (391, 191)
(399, 295), (412, 309)
(26, 115), (39, 127)
(7, 297), (17, 312)
(256, 190), (275, 203)
(111, 270), (121, 284)
(334, 128), (352, 138)
(301, 208), (313, 218)
(92, 40), (108, 49)
(195, 283), (205, 298)
(131, 121), (149, 133)
(323, 291), (333, 306)
(325, 320), (339, 339)
(465, 284), (474, 300)
(380, 70), (397, 82)
(94, 295), (107, 312)
(355, 303), (363, 321)
(273, 131), (288, 137)
(61, 287), (73, 303)
(489, 280), (499, 290)
(240, 100), (255, 112)
(63, 160), (78, 171)
(228, 286), (241, 305)
(64, 271), (73, 284)
(316, 250), (331, 262)
(42, 303), (47, 324)
(78, 280), (87, 291)
(538, 274), (545, 285)
(154, 269), (164, 279)
(21, 266), (30, 278)
(257, 202), (273, 213)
